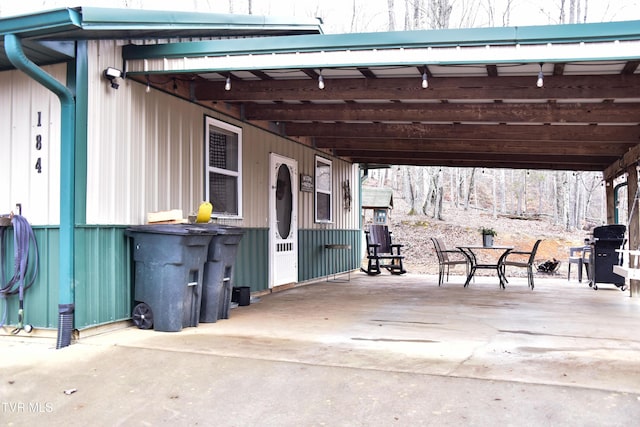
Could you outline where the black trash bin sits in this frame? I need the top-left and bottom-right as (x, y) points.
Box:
(232, 286), (251, 307)
(126, 225), (212, 332)
(189, 225), (244, 322)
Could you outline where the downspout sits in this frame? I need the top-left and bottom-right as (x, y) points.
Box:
(4, 34), (76, 349)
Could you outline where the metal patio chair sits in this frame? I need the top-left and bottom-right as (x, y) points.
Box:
(501, 239), (543, 289)
(431, 237), (468, 286)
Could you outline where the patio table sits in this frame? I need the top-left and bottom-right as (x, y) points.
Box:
(457, 245), (513, 289)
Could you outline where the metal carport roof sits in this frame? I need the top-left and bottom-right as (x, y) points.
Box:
(121, 20), (640, 175)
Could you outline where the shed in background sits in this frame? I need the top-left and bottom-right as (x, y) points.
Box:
(362, 187), (394, 225)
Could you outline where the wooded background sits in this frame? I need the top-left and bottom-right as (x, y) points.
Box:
(366, 167), (618, 232)
(215, 0), (633, 32)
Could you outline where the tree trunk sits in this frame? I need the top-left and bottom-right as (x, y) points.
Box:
(422, 168), (434, 215)
(402, 166), (417, 214)
(569, 0), (576, 23)
(563, 171), (571, 230)
(465, 168), (476, 210)
(350, 0), (357, 32)
(583, 0), (589, 23)
(500, 169), (506, 214)
(492, 169), (497, 218)
(559, 0), (566, 23)
(404, 0), (411, 29)
(429, 0), (453, 29)
(435, 168), (444, 220)
(387, 0), (396, 30)
(414, 0), (423, 29)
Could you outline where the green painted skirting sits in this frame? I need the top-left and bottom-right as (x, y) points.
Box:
(74, 226), (133, 329)
(233, 228), (269, 292)
(1, 226), (132, 330)
(1, 226), (59, 329)
(298, 229), (362, 282)
(1, 226), (361, 330)
(233, 228), (362, 290)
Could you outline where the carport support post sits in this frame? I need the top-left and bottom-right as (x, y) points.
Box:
(626, 165), (640, 297)
(606, 178), (615, 225)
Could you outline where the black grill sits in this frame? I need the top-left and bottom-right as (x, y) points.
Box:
(588, 224), (626, 289)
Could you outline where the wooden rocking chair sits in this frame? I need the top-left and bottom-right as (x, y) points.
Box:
(362, 225), (406, 275)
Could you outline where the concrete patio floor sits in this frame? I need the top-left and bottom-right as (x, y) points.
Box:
(2, 272), (640, 426)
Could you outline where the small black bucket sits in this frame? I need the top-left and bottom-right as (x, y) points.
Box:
(232, 286), (251, 306)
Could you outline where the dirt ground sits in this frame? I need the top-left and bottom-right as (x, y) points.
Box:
(381, 198), (591, 277)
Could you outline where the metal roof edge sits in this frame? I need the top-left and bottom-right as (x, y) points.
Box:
(1, 6), (323, 40)
(122, 19), (640, 60)
(0, 7), (82, 37)
(79, 6), (323, 33)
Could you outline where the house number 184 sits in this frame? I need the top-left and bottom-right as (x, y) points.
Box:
(35, 111), (42, 173)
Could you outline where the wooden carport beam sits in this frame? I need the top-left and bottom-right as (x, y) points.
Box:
(285, 122), (640, 142)
(244, 102), (640, 123)
(603, 143), (640, 181)
(339, 150), (614, 167)
(342, 156), (604, 171)
(194, 74), (640, 102)
(318, 138), (635, 157)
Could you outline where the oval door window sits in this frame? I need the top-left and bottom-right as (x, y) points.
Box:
(276, 164), (293, 239)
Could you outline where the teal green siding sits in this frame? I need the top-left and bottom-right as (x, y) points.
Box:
(1, 226), (361, 330)
(233, 228), (361, 291)
(233, 228), (269, 292)
(74, 226), (132, 328)
(1, 227), (59, 328)
(298, 229), (361, 282)
(1, 226), (132, 330)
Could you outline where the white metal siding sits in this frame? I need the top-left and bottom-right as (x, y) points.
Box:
(0, 65), (64, 225)
(86, 40), (360, 230)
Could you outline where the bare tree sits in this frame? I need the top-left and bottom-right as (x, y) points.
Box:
(387, 0), (396, 30)
(404, 0), (411, 29)
(402, 167), (418, 214)
(428, 0), (453, 29)
(414, 0), (424, 29)
(457, 0), (481, 28)
(465, 168), (476, 210)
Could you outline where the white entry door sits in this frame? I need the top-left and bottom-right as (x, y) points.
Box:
(269, 153), (298, 288)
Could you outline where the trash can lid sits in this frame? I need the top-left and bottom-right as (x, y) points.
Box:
(126, 224), (214, 236)
(187, 224), (244, 235)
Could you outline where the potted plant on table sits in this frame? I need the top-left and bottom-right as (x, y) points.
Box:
(481, 227), (497, 247)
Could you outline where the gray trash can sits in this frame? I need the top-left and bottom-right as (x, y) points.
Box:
(189, 225), (244, 322)
(126, 225), (212, 332)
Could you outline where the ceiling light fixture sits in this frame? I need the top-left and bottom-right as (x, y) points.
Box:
(318, 70), (325, 90)
(225, 76), (231, 91)
(421, 67), (429, 89)
(536, 63), (544, 88)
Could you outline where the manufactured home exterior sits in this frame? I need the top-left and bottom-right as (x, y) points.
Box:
(0, 8), (360, 338)
(4, 7), (640, 346)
